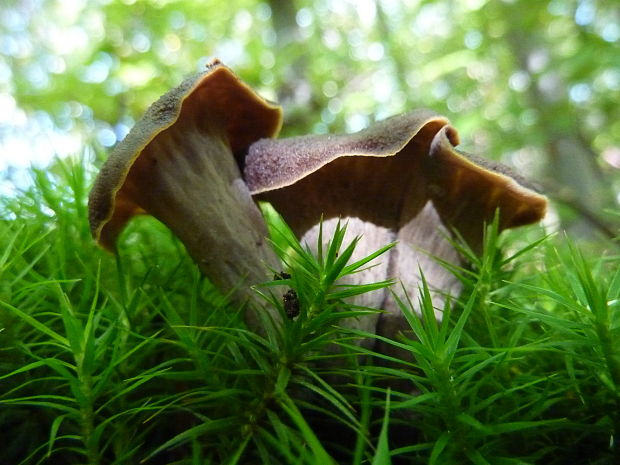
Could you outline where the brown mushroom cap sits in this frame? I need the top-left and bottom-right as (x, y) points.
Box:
(88, 60), (283, 320)
(245, 110), (546, 243)
(90, 60), (282, 249)
(246, 111), (448, 236)
(247, 110), (447, 195)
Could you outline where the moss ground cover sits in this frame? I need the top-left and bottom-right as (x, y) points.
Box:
(1, 158), (618, 464)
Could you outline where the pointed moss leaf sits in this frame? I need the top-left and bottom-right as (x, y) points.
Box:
(226, 436), (251, 465)
(418, 272), (441, 347)
(324, 220), (348, 271)
(328, 280), (393, 300)
(371, 390), (392, 465)
(47, 414), (67, 458)
(295, 379), (356, 426)
(266, 409), (292, 451)
(275, 366), (291, 395)
(56, 284), (86, 361)
(0, 360), (48, 380)
(443, 287), (477, 365)
(391, 289), (428, 346)
(500, 234), (549, 267)
(325, 237), (358, 285)
(608, 264), (620, 301)
(429, 432), (450, 465)
(465, 448), (492, 465)
(278, 393), (337, 464)
(0, 300), (69, 347)
(341, 242), (395, 276)
(141, 417), (240, 462)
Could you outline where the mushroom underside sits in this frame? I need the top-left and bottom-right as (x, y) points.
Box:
(89, 63), (284, 330)
(124, 120), (277, 293)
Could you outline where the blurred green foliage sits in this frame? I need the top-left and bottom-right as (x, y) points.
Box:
(1, 0), (619, 234)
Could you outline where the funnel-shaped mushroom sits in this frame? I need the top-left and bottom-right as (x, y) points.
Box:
(245, 111), (547, 340)
(88, 60), (282, 327)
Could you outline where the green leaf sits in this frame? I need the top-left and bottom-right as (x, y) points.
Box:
(371, 390), (392, 465)
(0, 300), (69, 347)
(141, 418), (240, 462)
(47, 414), (67, 458)
(429, 432), (450, 465)
(278, 393), (336, 465)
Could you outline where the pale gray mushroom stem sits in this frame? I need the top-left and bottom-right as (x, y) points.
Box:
(119, 118), (275, 310)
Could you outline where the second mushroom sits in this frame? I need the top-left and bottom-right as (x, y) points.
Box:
(245, 110), (547, 342)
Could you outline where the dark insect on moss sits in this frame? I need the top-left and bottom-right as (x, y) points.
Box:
(283, 289), (300, 319)
(274, 271), (291, 281)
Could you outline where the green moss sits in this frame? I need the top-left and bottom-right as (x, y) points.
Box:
(1, 158), (618, 464)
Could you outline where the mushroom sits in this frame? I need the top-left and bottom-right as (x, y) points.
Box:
(88, 60), (283, 328)
(244, 111), (547, 342)
(89, 59), (546, 347)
